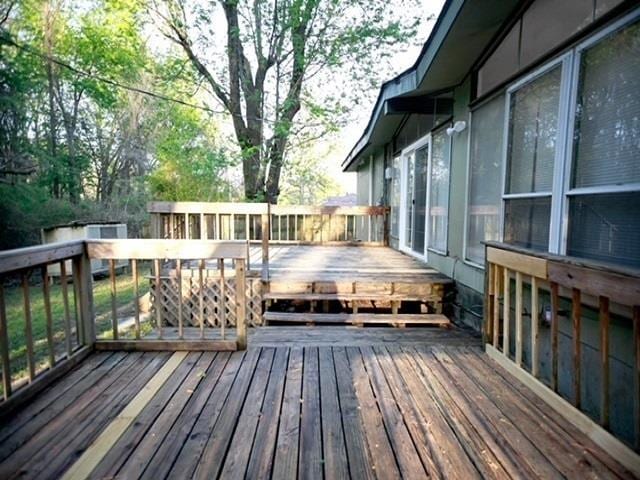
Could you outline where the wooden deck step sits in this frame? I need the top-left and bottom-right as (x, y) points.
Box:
(263, 312), (450, 326)
(263, 292), (440, 302)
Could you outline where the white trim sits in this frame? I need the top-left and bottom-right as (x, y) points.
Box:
(505, 53), (567, 95)
(560, 7), (640, 254)
(575, 6), (640, 52)
(398, 133), (431, 262)
(502, 191), (552, 199)
(463, 110), (484, 268)
(427, 124), (452, 255)
(567, 183), (640, 196)
(427, 247), (448, 257)
(501, 52), (571, 253)
(549, 53), (574, 254)
(368, 155), (374, 206)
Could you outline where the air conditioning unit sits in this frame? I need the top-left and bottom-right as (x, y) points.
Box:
(41, 222), (128, 277)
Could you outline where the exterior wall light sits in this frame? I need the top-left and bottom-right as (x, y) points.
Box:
(446, 120), (467, 136)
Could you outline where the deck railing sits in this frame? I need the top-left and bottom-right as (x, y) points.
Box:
(147, 202), (390, 280)
(86, 239), (248, 351)
(0, 241), (94, 408)
(0, 239), (249, 408)
(484, 241), (640, 464)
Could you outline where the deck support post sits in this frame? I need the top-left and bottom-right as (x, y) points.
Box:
(236, 258), (247, 350)
(261, 207), (270, 282)
(73, 246), (95, 348)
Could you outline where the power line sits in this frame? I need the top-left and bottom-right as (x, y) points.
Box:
(0, 30), (272, 123)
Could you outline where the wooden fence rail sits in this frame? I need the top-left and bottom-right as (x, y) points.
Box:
(0, 239), (250, 411)
(147, 202), (390, 281)
(0, 241), (94, 411)
(86, 239), (249, 351)
(483, 241), (640, 472)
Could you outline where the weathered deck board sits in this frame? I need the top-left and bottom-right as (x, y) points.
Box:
(0, 329), (635, 480)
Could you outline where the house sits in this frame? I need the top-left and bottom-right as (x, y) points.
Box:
(1, 1), (639, 476)
(344, 0), (639, 444)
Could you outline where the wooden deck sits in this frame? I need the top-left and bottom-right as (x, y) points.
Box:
(250, 244), (447, 281)
(0, 327), (634, 479)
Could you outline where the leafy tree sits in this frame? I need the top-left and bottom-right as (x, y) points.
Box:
(148, 102), (238, 201)
(279, 143), (340, 205)
(152, 0), (420, 202)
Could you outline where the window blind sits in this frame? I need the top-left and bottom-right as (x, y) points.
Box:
(572, 21), (640, 188)
(466, 94), (505, 264)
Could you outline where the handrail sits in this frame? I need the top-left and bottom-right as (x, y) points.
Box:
(483, 241), (640, 469)
(0, 241), (85, 275)
(0, 241), (93, 407)
(85, 239), (248, 350)
(147, 201), (391, 282)
(0, 238), (250, 408)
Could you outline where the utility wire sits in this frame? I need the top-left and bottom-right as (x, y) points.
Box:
(0, 30), (277, 124)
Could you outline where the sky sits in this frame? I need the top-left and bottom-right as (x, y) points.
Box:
(326, 0), (446, 194)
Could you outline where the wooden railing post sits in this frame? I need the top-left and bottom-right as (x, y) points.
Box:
(0, 283), (11, 399)
(261, 205), (270, 281)
(73, 248), (95, 348)
(236, 258), (247, 350)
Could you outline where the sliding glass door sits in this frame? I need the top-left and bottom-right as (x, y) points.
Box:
(400, 136), (430, 259)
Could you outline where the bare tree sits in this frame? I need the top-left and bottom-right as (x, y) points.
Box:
(153, 0), (418, 202)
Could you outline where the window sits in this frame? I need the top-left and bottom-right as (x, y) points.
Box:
(465, 94), (505, 265)
(428, 127), (451, 253)
(466, 8), (640, 270)
(566, 18), (640, 268)
(503, 64), (563, 251)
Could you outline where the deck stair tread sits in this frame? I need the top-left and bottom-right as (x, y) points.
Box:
(263, 292), (439, 301)
(263, 312), (450, 325)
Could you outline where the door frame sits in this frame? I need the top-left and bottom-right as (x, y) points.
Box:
(399, 133), (431, 261)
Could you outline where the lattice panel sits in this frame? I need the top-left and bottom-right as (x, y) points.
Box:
(150, 274), (263, 328)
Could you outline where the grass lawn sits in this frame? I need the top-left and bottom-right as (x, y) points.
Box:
(2, 266), (151, 394)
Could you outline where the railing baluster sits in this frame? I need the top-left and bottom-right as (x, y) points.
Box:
(486, 262), (495, 345)
(531, 276), (539, 377)
(302, 214), (307, 241)
(572, 288), (582, 408)
(200, 213), (206, 239)
(169, 214), (175, 239)
(219, 258), (226, 339)
(286, 215), (290, 241)
(261, 212), (270, 281)
(0, 283), (11, 400)
(236, 258), (247, 349)
(60, 261), (72, 357)
(634, 305), (640, 450)
(21, 273), (35, 382)
(344, 215), (348, 241)
(199, 259), (205, 340)
(550, 281), (559, 392)
(177, 259), (183, 339)
(185, 213), (190, 239)
(154, 258), (163, 340)
(41, 265), (55, 368)
(109, 259), (118, 340)
(493, 264), (501, 348)
(599, 295), (610, 428)
(502, 267), (510, 356)
(231, 213), (235, 240)
(515, 271), (523, 366)
(132, 259), (140, 340)
(72, 260), (81, 345)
